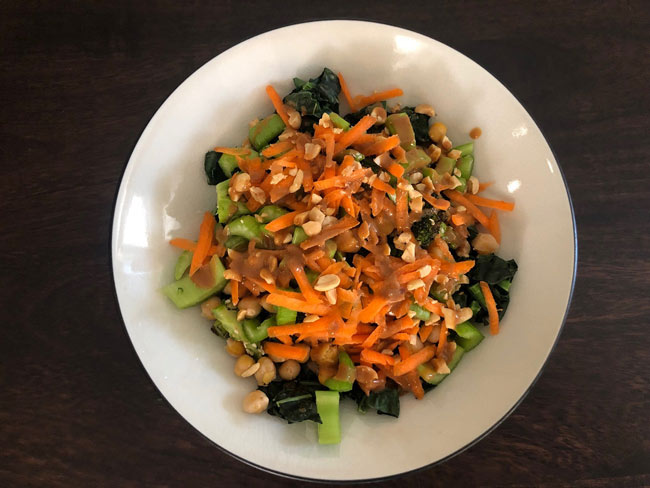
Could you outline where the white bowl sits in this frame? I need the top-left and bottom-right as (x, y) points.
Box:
(112, 20), (576, 482)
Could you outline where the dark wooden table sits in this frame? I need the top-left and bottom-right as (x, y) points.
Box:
(2, 1), (649, 486)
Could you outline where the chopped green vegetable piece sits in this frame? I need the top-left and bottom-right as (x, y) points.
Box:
(276, 306), (297, 326)
(225, 235), (248, 251)
(249, 114), (286, 150)
(435, 156), (456, 175)
(456, 154), (474, 180)
(498, 279), (512, 291)
(244, 317), (272, 343)
(162, 256), (226, 309)
(470, 300), (482, 317)
(212, 304), (247, 342)
(324, 350), (355, 392)
(218, 149), (259, 177)
(325, 240), (337, 258)
(292, 226), (308, 245)
(455, 321), (484, 351)
(404, 148), (431, 172)
(409, 303), (430, 321)
(227, 215), (264, 241)
(468, 283), (487, 309)
(305, 268), (319, 284)
(216, 179), (250, 223)
(328, 112), (350, 130)
(453, 142), (474, 157)
(418, 345), (465, 385)
(258, 205), (287, 223)
(456, 176), (467, 193)
(386, 113), (416, 150)
(174, 250), (192, 280)
(315, 390), (341, 444)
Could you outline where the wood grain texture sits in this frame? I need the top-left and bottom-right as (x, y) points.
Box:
(1, 1), (648, 486)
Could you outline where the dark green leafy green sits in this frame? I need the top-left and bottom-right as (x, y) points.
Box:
(468, 254), (518, 285)
(344, 384), (400, 418)
(344, 102), (387, 134)
(259, 367), (324, 424)
(283, 68), (340, 132)
(204, 151), (227, 185)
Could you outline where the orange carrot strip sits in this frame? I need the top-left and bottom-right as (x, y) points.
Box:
(467, 194), (515, 212)
(290, 265), (321, 304)
(261, 141), (294, 158)
(356, 88), (404, 108)
(265, 210), (300, 232)
(337, 72), (356, 111)
(360, 135), (400, 156)
(268, 316), (330, 337)
(387, 162), (405, 179)
(170, 238), (196, 251)
(444, 190), (490, 227)
(359, 296), (389, 323)
(419, 324), (433, 342)
(266, 294), (331, 315)
(300, 216), (360, 250)
(263, 342), (309, 362)
(371, 178), (396, 196)
(265, 85), (290, 126)
(334, 115), (377, 153)
(248, 279), (305, 301)
(391, 333), (412, 342)
(422, 193), (450, 211)
(360, 348), (395, 366)
(451, 212), (473, 226)
(277, 335), (293, 345)
(231, 279), (239, 306)
(477, 181), (495, 193)
(440, 260), (475, 277)
(370, 188), (384, 216)
(189, 212), (215, 276)
(488, 210), (501, 244)
(391, 145), (407, 164)
(480, 281), (500, 335)
(393, 345), (436, 376)
(213, 147), (251, 156)
(360, 322), (385, 349)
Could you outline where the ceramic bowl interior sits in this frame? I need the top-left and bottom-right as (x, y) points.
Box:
(112, 20), (576, 482)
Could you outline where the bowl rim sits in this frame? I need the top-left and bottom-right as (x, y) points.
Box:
(110, 19), (578, 483)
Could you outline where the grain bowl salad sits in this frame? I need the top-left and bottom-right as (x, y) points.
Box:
(163, 68), (517, 444)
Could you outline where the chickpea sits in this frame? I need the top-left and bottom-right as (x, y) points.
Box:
(234, 354), (255, 376)
(254, 357), (277, 386)
(318, 364), (337, 385)
(428, 122), (447, 143)
(242, 390), (269, 414)
(237, 296), (261, 318)
(278, 359), (301, 380)
(200, 297), (221, 320)
(310, 343), (339, 367)
(375, 210), (395, 236)
(225, 338), (245, 357)
(335, 229), (360, 253)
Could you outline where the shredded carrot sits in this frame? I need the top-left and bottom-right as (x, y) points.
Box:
(359, 296), (389, 323)
(265, 210), (300, 232)
(263, 342), (309, 362)
(387, 162), (405, 179)
(395, 187), (408, 231)
(189, 212), (215, 276)
(337, 72), (356, 111)
(213, 147), (251, 156)
(444, 190), (490, 227)
(488, 210), (501, 244)
(467, 194), (515, 212)
(422, 193), (450, 211)
(451, 212), (473, 226)
(419, 324), (433, 342)
(266, 294), (331, 315)
(480, 281), (500, 335)
(300, 216), (360, 250)
(393, 345), (435, 376)
(333, 115), (376, 154)
(265, 85), (290, 126)
(355, 88), (404, 108)
(391, 145), (407, 164)
(360, 322), (385, 348)
(440, 260), (475, 277)
(371, 178), (396, 196)
(360, 349), (395, 366)
(231, 279), (239, 306)
(261, 141), (294, 158)
(290, 265), (321, 304)
(360, 135), (401, 156)
(477, 181), (495, 193)
(170, 238), (196, 251)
